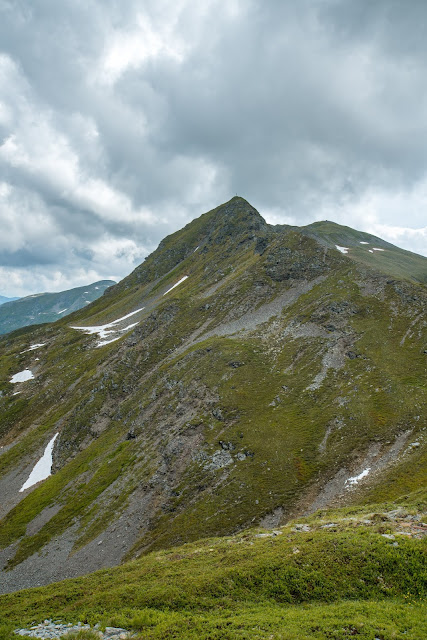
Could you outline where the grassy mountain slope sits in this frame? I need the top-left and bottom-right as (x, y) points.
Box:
(0, 494), (426, 639)
(0, 281), (115, 335)
(302, 220), (427, 284)
(0, 197), (425, 594)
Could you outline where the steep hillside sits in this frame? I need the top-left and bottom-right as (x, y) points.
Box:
(302, 220), (427, 284)
(0, 197), (426, 594)
(0, 281), (115, 335)
(0, 494), (426, 640)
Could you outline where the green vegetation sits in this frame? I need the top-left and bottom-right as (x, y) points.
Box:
(0, 197), (425, 627)
(0, 498), (426, 639)
(303, 220), (427, 283)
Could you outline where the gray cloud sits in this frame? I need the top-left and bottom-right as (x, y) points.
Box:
(0, 0), (426, 296)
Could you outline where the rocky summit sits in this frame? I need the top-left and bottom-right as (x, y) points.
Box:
(0, 197), (426, 595)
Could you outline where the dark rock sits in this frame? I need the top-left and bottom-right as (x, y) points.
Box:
(324, 324), (336, 332)
(254, 237), (269, 255)
(212, 407), (224, 421)
(346, 351), (359, 359)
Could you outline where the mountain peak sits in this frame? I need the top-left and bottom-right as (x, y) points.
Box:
(205, 196), (268, 237)
(215, 195), (264, 220)
(0, 195), (426, 596)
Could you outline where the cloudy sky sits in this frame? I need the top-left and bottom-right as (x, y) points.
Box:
(1, 0), (426, 297)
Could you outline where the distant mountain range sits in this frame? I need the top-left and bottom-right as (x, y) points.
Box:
(0, 280), (115, 335)
(0, 197), (425, 603)
(0, 296), (20, 306)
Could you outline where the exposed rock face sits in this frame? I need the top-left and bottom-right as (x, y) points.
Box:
(265, 238), (328, 282)
(0, 196), (426, 593)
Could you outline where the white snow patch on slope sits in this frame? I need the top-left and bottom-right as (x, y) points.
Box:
(57, 309), (68, 314)
(10, 369), (34, 383)
(194, 246), (199, 252)
(360, 241), (369, 244)
(97, 336), (122, 348)
(345, 467), (370, 487)
(369, 249), (374, 253)
(20, 433), (59, 492)
(120, 322), (139, 332)
(163, 275), (189, 296)
(95, 322), (140, 347)
(372, 247), (385, 251)
(335, 245), (349, 254)
(71, 308), (144, 346)
(21, 343), (46, 353)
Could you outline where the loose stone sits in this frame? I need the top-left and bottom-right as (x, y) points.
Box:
(14, 622), (133, 639)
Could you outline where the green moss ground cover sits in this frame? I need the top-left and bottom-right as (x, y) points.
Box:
(0, 497), (426, 639)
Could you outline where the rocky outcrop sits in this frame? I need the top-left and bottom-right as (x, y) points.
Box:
(0, 197), (425, 594)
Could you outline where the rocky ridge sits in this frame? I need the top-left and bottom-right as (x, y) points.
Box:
(0, 197), (426, 593)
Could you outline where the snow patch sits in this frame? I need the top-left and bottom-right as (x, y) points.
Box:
(97, 336), (122, 348)
(345, 467), (370, 487)
(194, 246), (199, 252)
(57, 309), (68, 314)
(10, 369), (34, 383)
(369, 249), (374, 253)
(21, 343), (46, 353)
(335, 245), (349, 254)
(163, 275), (189, 296)
(71, 308), (144, 347)
(359, 241), (369, 245)
(372, 247), (385, 251)
(20, 433), (59, 492)
(119, 322), (139, 332)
